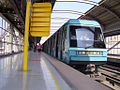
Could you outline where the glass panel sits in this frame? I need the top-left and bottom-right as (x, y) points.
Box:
(3, 19), (6, 29)
(106, 35), (120, 55)
(0, 16), (24, 55)
(69, 25), (105, 48)
(0, 17), (2, 27)
(75, 27), (94, 47)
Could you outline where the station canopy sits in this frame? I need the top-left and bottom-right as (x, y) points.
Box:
(41, 0), (102, 44)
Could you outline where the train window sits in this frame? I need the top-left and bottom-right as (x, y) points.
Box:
(52, 36), (55, 48)
(63, 27), (67, 50)
(94, 28), (103, 41)
(58, 31), (61, 46)
(59, 31), (62, 48)
(69, 26), (105, 48)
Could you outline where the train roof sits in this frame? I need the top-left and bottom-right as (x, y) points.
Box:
(66, 19), (100, 27)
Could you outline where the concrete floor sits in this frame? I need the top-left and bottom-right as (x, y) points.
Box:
(0, 51), (71, 90)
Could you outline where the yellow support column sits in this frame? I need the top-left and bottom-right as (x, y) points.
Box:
(23, 1), (31, 71)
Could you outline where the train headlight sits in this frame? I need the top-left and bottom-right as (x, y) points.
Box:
(90, 52), (94, 54)
(82, 52), (86, 54)
(78, 52), (82, 54)
(93, 52), (97, 54)
(93, 52), (100, 55)
(86, 52), (89, 54)
(97, 52), (100, 55)
(78, 51), (101, 55)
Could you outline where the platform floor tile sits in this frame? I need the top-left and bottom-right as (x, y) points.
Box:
(0, 51), (71, 90)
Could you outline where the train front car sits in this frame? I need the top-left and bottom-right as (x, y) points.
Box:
(65, 19), (107, 72)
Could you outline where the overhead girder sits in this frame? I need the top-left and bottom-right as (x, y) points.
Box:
(87, 14), (104, 28)
(0, 8), (15, 14)
(56, 0), (99, 6)
(4, 15), (24, 34)
(20, 0), (26, 19)
(54, 0), (120, 29)
(100, 4), (120, 20)
(78, 1), (120, 31)
(107, 41), (120, 52)
(9, 0), (24, 24)
(52, 10), (85, 15)
(79, 14), (105, 30)
(52, 0), (105, 29)
(51, 17), (70, 20)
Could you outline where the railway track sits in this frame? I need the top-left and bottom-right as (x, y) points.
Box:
(74, 64), (120, 89)
(103, 64), (120, 72)
(99, 65), (120, 89)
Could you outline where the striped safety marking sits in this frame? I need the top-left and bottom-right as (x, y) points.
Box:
(42, 58), (61, 90)
(32, 60), (41, 61)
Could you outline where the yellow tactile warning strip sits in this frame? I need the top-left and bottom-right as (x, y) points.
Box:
(42, 57), (61, 90)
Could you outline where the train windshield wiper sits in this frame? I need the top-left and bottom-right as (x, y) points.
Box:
(94, 40), (103, 42)
(85, 45), (93, 49)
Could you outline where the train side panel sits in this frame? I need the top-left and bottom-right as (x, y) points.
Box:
(43, 19), (107, 66)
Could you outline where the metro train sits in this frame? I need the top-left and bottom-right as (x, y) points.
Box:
(43, 19), (107, 72)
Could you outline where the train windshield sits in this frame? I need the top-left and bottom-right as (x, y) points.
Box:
(69, 26), (105, 48)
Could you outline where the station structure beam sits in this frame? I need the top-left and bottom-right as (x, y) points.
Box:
(52, 0), (106, 29)
(104, 27), (120, 34)
(56, 0), (99, 6)
(80, 14), (105, 29)
(79, 1), (120, 31)
(0, 8), (15, 14)
(53, 10), (85, 15)
(107, 41), (120, 52)
(9, 0), (24, 24)
(100, 4), (120, 20)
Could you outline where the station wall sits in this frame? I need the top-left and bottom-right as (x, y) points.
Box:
(0, 15), (24, 56)
(105, 35), (120, 55)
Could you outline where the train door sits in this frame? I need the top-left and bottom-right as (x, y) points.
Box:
(48, 39), (50, 54)
(57, 29), (61, 60)
(46, 41), (48, 53)
(50, 37), (52, 55)
(60, 30), (63, 60)
(54, 34), (57, 57)
(51, 35), (55, 57)
(56, 33), (59, 58)
(62, 26), (67, 61)
(53, 35), (56, 57)
(51, 36), (53, 56)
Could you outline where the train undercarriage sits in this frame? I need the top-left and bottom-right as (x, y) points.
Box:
(70, 62), (106, 81)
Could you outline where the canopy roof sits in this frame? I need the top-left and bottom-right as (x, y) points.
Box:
(79, 0), (120, 37)
(1, 0), (119, 44)
(41, 0), (102, 44)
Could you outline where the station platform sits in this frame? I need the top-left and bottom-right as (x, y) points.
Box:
(0, 51), (111, 90)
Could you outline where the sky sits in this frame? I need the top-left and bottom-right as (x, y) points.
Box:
(40, 0), (102, 44)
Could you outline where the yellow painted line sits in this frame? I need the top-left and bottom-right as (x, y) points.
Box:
(0, 59), (18, 71)
(42, 58), (61, 90)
